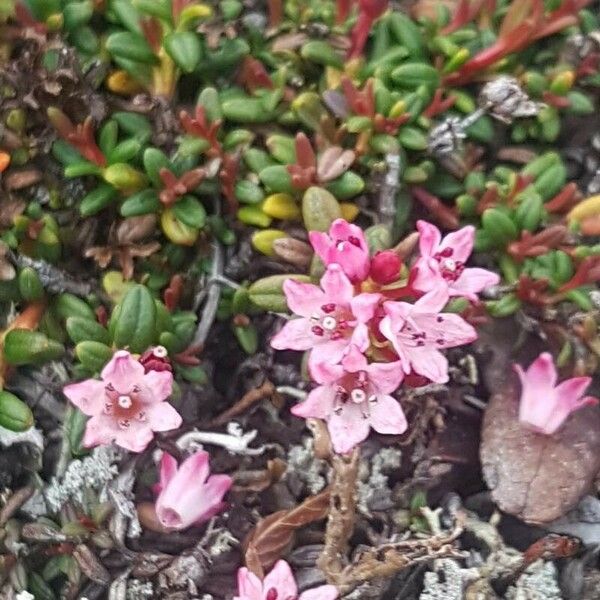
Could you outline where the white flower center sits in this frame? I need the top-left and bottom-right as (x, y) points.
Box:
(442, 258), (456, 271)
(153, 345), (168, 358)
(322, 316), (337, 331)
(118, 395), (132, 409)
(351, 388), (366, 403)
(336, 241), (346, 251)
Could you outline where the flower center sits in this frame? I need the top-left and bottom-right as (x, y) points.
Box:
(433, 248), (464, 282)
(104, 384), (146, 429)
(333, 371), (376, 419)
(310, 304), (351, 340)
(399, 316), (447, 348)
(153, 345), (168, 358)
(335, 235), (361, 251)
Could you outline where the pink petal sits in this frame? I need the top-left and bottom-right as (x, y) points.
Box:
(369, 394), (407, 435)
(283, 279), (326, 317)
(113, 421), (154, 452)
(309, 339), (349, 371)
(350, 292), (381, 323)
(366, 361), (404, 394)
(554, 376), (592, 405)
(309, 231), (333, 263)
(438, 225), (475, 263)
(271, 318), (316, 351)
(154, 452), (178, 496)
(450, 267), (500, 300)
(320, 264), (354, 306)
(300, 585), (339, 600)
(413, 285), (449, 314)
(193, 474), (233, 523)
(350, 322), (371, 353)
(101, 350), (145, 391)
(409, 258), (444, 295)
(332, 243), (370, 282)
(142, 370), (173, 403)
(378, 314), (411, 374)
(236, 567), (264, 600)
(328, 402), (370, 453)
(523, 352), (558, 391)
(406, 346), (449, 383)
(412, 312), (477, 349)
(63, 379), (106, 416)
(416, 220), (442, 257)
(147, 402), (182, 432)
(309, 360), (345, 385)
(292, 385), (336, 419)
(82, 414), (118, 448)
(329, 219), (367, 251)
(263, 561), (298, 600)
(341, 345), (369, 373)
(173, 450), (211, 488)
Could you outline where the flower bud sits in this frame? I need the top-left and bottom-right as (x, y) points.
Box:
(139, 346), (172, 373)
(369, 250), (402, 284)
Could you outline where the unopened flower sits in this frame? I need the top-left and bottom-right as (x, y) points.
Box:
(292, 346), (406, 454)
(139, 345), (172, 373)
(63, 351), (181, 453)
(235, 560), (338, 600)
(154, 450), (232, 530)
(412, 220), (500, 301)
(369, 250), (402, 285)
(309, 219), (370, 283)
(380, 286), (477, 383)
(271, 264), (381, 369)
(515, 352), (598, 435)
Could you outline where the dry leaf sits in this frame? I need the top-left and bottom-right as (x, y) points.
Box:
(233, 458), (287, 493)
(317, 147), (355, 183)
(481, 382), (600, 524)
(73, 544), (111, 585)
(244, 489), (330, 577)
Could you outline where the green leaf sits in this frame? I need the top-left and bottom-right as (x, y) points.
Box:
(106, 31), (158, 64)
(172, 195), (207, 229)
(164, 31), (202, 73)
(112, 284), (157, 352)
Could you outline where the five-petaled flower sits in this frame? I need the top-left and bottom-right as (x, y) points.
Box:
(154, 450), (232, 530)
(293, 345), (407, 453)
(235, 560), (338, 600)
(412, 220), (500, 301)
(63, 350), (182, 452)
(309, 219), (370, 283)
(379, 286), (477, 383)
(270, 264), (381, 369)
(515, 352), (599, 435)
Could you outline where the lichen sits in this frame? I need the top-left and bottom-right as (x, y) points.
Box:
(419, 559), (480, 600)
(126, 579), (154, 599)
(286, 438), (327, 494)
(45, 446), (121, 512)
(357, 447), (402, 515)
(506, 561), (562, 600)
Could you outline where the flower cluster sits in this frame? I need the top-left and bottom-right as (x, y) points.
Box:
(272, 219), (498, 453)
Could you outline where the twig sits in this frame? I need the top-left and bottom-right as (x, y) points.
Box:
(0, 485), (34, 527)
(8, 251), (100, 299)
(209, 380), (276, 427)
(192, 240), (223, 348)
(318, 448), (360, 579)
(378, 153), (401, 226)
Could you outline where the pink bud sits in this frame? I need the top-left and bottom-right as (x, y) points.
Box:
(369, 250), (402, 284)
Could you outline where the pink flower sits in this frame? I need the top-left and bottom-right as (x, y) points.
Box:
(515, 352), (599, 435)
(154, 450), (232, 530)
(309, 219), (370, 283)
(411, 220), (500, 301)
(63, 350), (181, 453)
(235, 560), (338, 600)
(271, 264), (381, 369)
(379, 286), (477, 383)
(293, 346), (406, 454)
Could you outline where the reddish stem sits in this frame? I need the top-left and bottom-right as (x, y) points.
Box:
(411, 187), (459, 229)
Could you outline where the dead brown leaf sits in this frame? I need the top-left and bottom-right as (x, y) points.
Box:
(244, 489), (330, 577)
(233, 458), (287, 493)
(317, 147), (355, 183)
(481, 381), (600, 524)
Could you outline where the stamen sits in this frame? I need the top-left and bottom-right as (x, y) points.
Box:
(118, 395), (132, 409)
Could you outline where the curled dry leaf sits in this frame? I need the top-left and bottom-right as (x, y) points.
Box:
(244, 489), (330, 577)
(272, 237), (313, 269)
(73, 543), (111, 585)
(480, 381), (600, 524)
(317, 147), (356, 183)
(233, 458), (287, 493)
